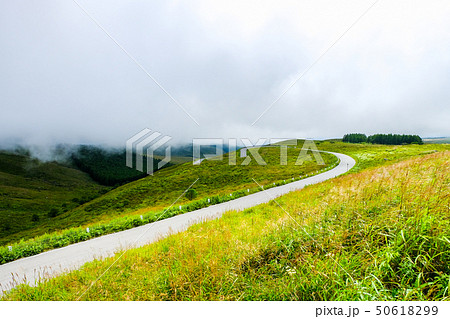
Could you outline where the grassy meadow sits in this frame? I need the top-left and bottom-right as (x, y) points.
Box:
(316, 140), (446, 172)
(2, 144), (449, 300)
(0, 145), (336, 257)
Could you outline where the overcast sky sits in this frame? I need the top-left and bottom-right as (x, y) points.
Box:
(1, 0), (449, 148)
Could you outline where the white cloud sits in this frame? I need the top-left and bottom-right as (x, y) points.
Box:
(0, 0), (449, 148)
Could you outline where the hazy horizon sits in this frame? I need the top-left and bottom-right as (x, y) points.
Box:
(2, 1), (450, 149)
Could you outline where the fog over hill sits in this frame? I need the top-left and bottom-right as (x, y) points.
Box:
(1, 1), (450, 148)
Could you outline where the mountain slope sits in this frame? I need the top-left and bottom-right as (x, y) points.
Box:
(0, 145), (336, 246)
(0, 151), (107, 245)
(4, 150), (448, 300)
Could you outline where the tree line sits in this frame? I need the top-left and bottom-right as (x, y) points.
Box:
(343, 133), (423, 145)
(71, 145), (169, 186)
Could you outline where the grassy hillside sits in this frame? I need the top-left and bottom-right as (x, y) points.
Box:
(315, 140), (445, 172)
(5, 148), (448, 300)
(0, 145), (336, 246)
(0, 151), (108, 245)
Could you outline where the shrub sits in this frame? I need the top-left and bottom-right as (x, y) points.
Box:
(48, 208), (59, 218)
(185, 189), (198, 200)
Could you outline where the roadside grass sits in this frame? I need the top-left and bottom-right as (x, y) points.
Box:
(0, 147), (337, 263)
(316, 141), (448, 172)
(3, 150), (449, 300)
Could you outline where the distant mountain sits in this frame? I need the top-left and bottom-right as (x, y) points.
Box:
(423, 137), (450, 144)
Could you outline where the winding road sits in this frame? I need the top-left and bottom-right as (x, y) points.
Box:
(0, 151), (355, 294)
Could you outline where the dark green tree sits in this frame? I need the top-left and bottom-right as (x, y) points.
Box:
(71, 145), (173, 186)
(367, 134), (423, 145)
(343, 133), (367, 143)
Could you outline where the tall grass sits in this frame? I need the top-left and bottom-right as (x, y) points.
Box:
(4, 151), (449, 300)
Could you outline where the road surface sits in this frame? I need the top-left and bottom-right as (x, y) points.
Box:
(0, 151), (355, 294)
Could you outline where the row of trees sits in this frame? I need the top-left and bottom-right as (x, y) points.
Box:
(342, 133), (368, 143)
(343, 133), (423, 145)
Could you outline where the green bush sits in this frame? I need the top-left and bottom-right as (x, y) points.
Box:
(31, 214), (40, 222)
(48, 208), (59, 218)
(185, 189), (198, 200)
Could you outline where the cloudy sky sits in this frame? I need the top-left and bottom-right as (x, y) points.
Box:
(1, 0), (449, 148)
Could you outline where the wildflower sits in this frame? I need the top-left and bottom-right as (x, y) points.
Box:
(285, 265), (297, 276)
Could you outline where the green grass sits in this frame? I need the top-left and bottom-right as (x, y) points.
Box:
(3, 145), (449, 300)
(0, 145), (336, 261)
(2, 141), (448, 259)
(0, 151), (108, 245)
(315, 140), (448, 172)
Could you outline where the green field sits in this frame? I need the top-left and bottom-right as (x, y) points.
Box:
(0, 145), (336, 248)
(316, 140), (445, 172)
(2, 142), (449, 300)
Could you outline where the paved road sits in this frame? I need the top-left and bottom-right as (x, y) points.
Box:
(0, 151), (355, 294)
